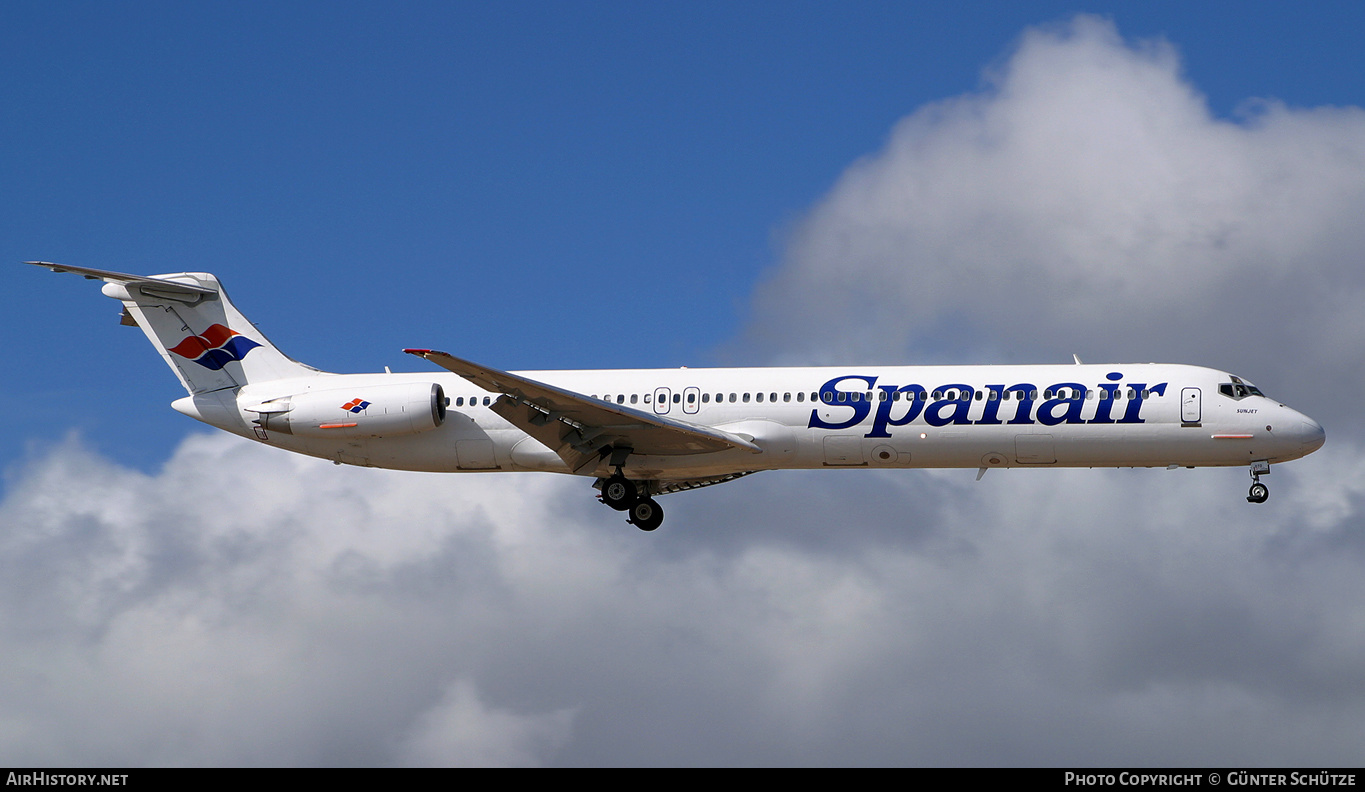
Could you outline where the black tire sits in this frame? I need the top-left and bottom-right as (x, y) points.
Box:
(629, 498), (664, 532)
(602, 476), (637, 511)
(1248, 483), (1269, 503)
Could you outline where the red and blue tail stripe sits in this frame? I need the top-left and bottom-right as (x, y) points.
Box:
(168, 324), (261, 370)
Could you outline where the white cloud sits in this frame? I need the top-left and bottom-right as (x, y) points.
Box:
(396, 679), (575, 767)
(2, 430), (1365, 765)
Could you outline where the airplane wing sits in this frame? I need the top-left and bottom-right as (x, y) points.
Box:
(404, 348), (762, 473)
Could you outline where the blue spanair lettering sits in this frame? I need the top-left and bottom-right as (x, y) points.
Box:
(925, 384), (974, 427)
(809, 375), (878, 430)
(1090, 372), (1123, 424)
(1115, 382), (1166, 424)
(1115, 382), (1152, 424)
(865, 384), (926, 438)
(805, 372), (1168, 431)
(976, 385), (1007, 425)
(1036, 382), (1087, 426)
(1006, 384), (1038, 425)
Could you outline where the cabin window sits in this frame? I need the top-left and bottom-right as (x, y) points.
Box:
(784, 393), (791, 402)
(729, 393), (737, 403)
(756, 392), (764, 403)
(702, 393), (710, 404)
(687, 392), (695, 403)
(796, 392), (804, 402)
(630, 394), (638, 404)
(483, 396), (491, 406)
(743, 393), (751, 403)
(616, 395), (624, 404)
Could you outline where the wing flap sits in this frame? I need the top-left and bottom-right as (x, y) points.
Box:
(404, 349), (762, 469)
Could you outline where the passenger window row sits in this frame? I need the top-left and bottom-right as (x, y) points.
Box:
(447, 388), (1159, 409)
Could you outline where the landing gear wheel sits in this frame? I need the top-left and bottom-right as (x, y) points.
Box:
(628, 498), (664, 532)
(601, 476), (638, 511)
(1247, 461), (1271, 504)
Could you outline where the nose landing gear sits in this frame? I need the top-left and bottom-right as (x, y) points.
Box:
(1247, 461), (1270, 504)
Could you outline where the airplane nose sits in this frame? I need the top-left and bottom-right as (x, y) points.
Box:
(1299, 417), (1326, 454)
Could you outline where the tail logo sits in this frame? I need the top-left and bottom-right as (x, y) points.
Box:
(168, 324), (262, 370)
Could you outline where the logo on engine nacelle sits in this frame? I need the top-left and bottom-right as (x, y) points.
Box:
(341, 398), (371, 414)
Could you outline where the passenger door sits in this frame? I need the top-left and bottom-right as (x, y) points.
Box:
(1181, 387), (1201, 425)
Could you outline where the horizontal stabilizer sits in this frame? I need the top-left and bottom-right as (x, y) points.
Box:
(29, 261), (217, 302)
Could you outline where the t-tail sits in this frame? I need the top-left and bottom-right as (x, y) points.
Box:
(29, 262), (323, 393)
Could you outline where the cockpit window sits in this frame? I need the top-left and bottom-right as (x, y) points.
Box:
(1219, 379), (1265, 400)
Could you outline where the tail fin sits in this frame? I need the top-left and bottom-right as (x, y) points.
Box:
(32, 262), (323, 394)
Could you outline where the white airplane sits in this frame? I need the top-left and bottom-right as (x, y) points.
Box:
(35, 262), (1326, 531)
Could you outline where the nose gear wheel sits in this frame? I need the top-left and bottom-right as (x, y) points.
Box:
(1247, 461), (1270, 504)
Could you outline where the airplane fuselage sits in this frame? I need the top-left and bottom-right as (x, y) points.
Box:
(174, 362), (1323, 480)
(36, 263), (1325, 531)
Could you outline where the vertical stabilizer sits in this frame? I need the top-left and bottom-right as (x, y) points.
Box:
(32, 262), (323, 394)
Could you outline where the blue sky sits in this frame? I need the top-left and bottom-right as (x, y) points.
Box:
(7, 1), (1365, 472)
(6, 3), (1365, 767)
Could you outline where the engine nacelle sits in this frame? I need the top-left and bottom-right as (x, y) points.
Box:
(247, 382), (446, 438)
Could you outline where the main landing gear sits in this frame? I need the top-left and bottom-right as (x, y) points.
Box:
(1247, 461), (1271, 504)
(599, 473), (665, 531)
